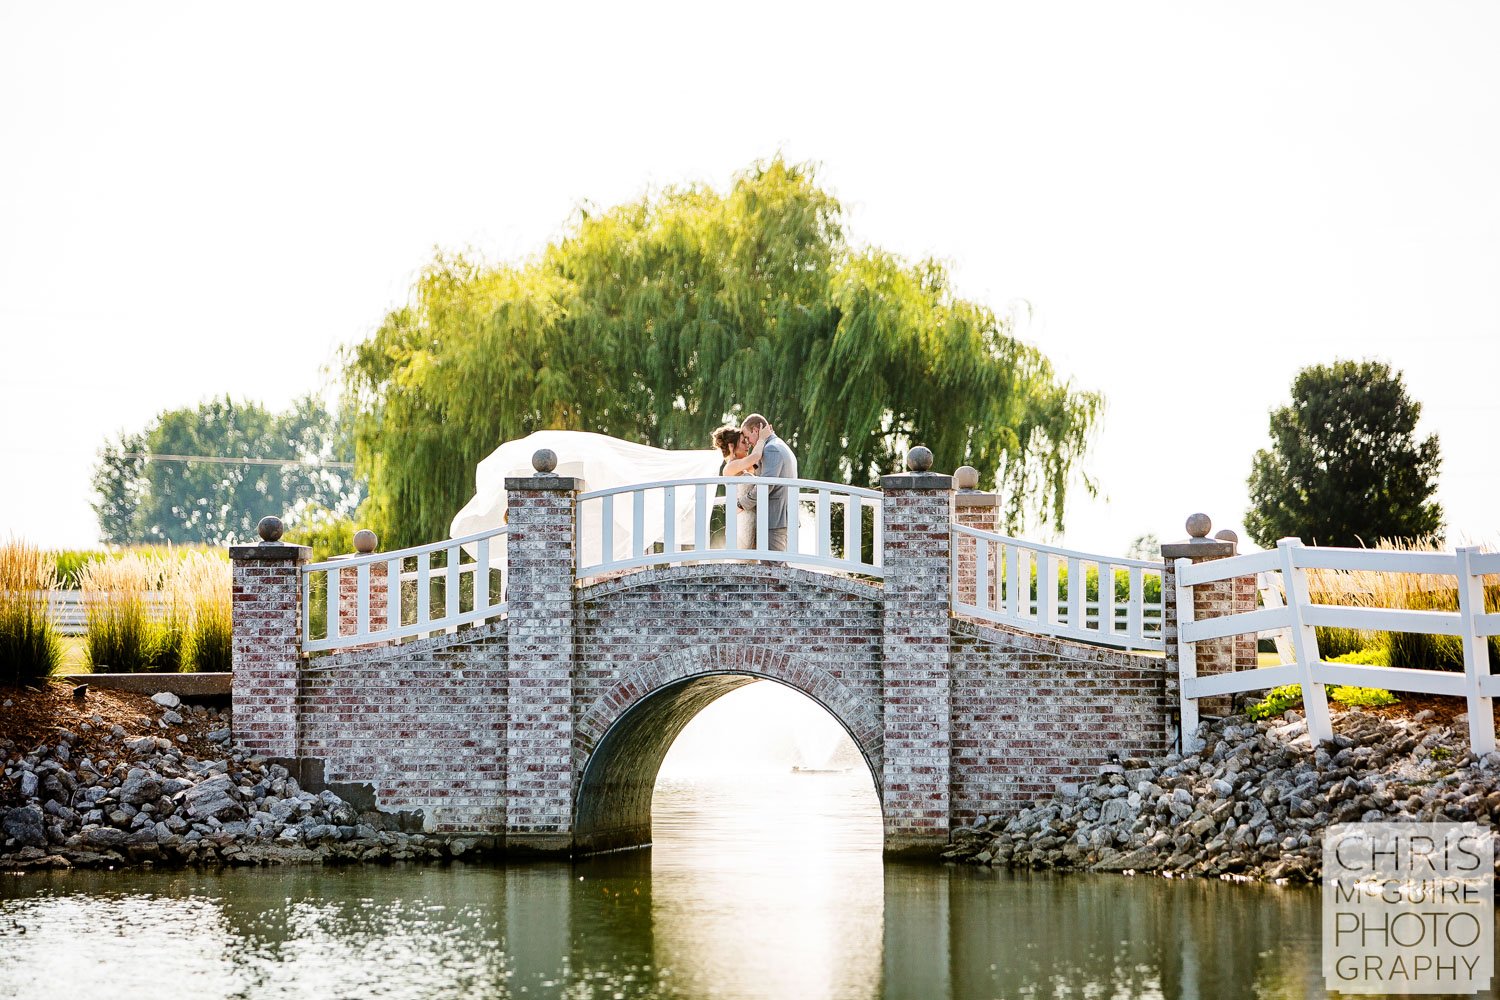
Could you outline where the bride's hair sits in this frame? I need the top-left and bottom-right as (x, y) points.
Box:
(711, 424), (742, 457)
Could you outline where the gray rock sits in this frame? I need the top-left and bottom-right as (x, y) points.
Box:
(119, 774), (163, 806)
(183, 775), (246, 822)
(19, 771), (38, 799)
(125, 736), (157, 755)
(151, 692), (182, 710)
(81, 826), (129, 849)
(161, 710), (184, 726)
(3, 805), (46, 847)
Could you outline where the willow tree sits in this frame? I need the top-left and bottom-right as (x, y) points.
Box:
(345, 159), (1101, 547)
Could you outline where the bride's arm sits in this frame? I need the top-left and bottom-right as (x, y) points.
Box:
(721, 434), (768, 476)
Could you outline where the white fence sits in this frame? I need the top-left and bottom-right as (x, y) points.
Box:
(1176, 538), (1500, 754)
(950, 525), (1165, 651)
(42, 590), (176, 635)
(301, 526), (508, 653)
(575, 477), (883, 579)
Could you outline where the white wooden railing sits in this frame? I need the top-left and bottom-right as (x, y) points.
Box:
(301, 526), (508, 653)
(1176, 538), (1500, 754)
(575, 477), (883, 579)
(951, 525), (1165, 651)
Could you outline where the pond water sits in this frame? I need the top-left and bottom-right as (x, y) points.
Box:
(0, 767), (1340, 1000)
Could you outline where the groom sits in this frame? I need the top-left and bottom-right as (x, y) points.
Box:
(740, 413), (798, 552)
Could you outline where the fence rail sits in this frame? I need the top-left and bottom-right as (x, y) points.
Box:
(39, 590), (176, 635)
(950, 526), (1165, 651)
(575, 477), (883, 579)
(1176, 538), (1499, 754)
(301, 526), (508, 653)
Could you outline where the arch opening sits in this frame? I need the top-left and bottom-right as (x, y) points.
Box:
(574, 673), (881, 854)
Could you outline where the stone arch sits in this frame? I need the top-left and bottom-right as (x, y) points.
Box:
(573, 643), (884, 853)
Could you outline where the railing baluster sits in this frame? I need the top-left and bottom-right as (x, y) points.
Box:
(976, 539), (989, 612)
(725, 486), (738, 553)
(816, 490), (831, 558)
(663, 486), (676, 555)
(1006, 544), (1022, 619)
(1128, 566), (1144, 644)
(843, 494), (860, 564)
(1067, 556), (1082, 631)
(326, 564), (340, 641)
(695, 484), (708, 552)
(445, 546), (460, 630)
(871, 500), (882, 567)
(356, 561), (370, 638)
(787, 488), (801, 555)
(1101, 563), (1117, 636)
(601, 494), (615, 568)
(1040, 552), (1058, 626)
(476, 538), (490, 611)
(416, 554), (430, 634)
(632, 489), (646, 560)
(386, 557), (400, 632)
(756, 483), (769, 554)
(302, 567), (313, 643)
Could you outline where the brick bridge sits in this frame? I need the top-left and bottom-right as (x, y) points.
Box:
(230, 451), (1253, 856)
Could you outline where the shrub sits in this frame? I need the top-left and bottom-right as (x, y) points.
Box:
(1247, 684), (1304, 721)
(175, 553), (231, 672)
(0, 539), (64, 684)
(79, 553), (175, 672)
(1329, 647), (1389, 666)
(1245, 680), (1398, 719)
(1329, 685), (1398, 708)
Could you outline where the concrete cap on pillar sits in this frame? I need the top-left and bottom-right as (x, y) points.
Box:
(1161, 513), (1236, 559)
(880, 446), (953, 490)
(532, 448), (558, 475)
(353, 529), (378, 554)
(953, 465), (980, 490)
(230, 515), (311, 562)
(505, 449), (584, 491)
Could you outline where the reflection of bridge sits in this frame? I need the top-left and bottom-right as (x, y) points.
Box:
(229, 448), (1253, 856)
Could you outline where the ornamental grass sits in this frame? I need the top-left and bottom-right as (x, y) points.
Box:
(0, 538), (64, 684)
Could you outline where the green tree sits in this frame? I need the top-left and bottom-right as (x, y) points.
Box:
(345, 158), (1102, 548)
(1244, 360), (1442, 548)
(92, 395), (365, 545)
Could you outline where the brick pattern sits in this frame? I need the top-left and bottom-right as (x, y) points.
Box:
(335, 559), (390, 645)
(949, 619), (1169, 824)
(574, 565), (886, 787)
(953, 497), (1001, 609)
(298, 624), (508, 832)
(880, 482), (954, 849)
(1163, 557), (1258, 717)
(230, 546), (308, 758)
(503, 483), (579, 839)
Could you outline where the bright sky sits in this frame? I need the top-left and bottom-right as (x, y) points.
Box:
(3, 2), (1497, 555)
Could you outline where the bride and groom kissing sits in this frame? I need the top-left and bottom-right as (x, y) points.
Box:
(710, 413), (798, 552)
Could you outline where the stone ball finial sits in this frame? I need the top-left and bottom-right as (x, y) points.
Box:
(953, 465), (980, 490)
(353, 529), (378, 554)
(257, 515), (284, 543)
(906, 446), (934, 473)
(1214, 528), (1239, 545)
(1185, 513), (1212, 539)
(532, 448), (558, 475)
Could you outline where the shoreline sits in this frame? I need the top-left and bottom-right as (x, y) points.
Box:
(7, 681), (1499, 877)
(944, 706), (1500, 883)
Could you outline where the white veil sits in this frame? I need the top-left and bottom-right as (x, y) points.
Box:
(450, 430), (724, 567)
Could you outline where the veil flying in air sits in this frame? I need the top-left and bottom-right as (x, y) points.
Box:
(450, 430), (723, 568)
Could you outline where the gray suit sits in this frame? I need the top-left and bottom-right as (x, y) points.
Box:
(739, 433), (798, 551)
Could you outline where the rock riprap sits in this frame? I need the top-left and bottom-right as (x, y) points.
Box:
(944, 708), (1500, 882)
(2, 693), (480, 870)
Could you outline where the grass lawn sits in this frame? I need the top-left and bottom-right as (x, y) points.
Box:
(59, 635), (89, 673)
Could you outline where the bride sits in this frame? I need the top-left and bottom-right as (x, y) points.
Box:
(711, 422), (771, 550)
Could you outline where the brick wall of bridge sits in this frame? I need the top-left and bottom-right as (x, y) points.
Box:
(948, 619), (1170, 825)
(297, 622), (509, 832)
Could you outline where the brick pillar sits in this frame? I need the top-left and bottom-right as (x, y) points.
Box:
(333, 529), (390, 645)
(951, 465), (1000, 610)
(879, 447), (954, 856)
(230, 516), (310, 759)
(1162, 514), (1253, 746)
(503, 449), (582, 852)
